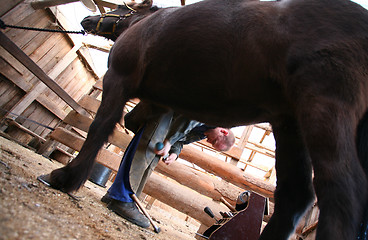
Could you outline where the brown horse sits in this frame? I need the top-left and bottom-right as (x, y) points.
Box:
(50, 0), (368, 239)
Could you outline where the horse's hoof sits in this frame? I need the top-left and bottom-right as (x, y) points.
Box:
(37, 174), (51, 187)
(37, 173), (82, 200)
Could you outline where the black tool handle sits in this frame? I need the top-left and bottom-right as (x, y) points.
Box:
(204, 206), (215, 218)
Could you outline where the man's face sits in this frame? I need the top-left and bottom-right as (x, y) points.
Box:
(205, 128), (227, 151)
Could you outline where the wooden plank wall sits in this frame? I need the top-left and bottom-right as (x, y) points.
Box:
(0, 0), (24, 16)
(0, 0), (98, 141)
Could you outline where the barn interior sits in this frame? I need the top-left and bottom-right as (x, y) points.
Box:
(0, 0), (329, 239)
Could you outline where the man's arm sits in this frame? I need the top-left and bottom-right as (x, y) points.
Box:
(156, 115), (201, 156)
(159, 117), (209, 165)
(165, 115), (202, 145)
(155, 115), (201, 157)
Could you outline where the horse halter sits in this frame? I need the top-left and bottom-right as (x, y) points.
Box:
(94, 5), (136, 36)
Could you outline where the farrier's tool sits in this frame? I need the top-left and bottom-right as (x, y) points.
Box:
(204, 206), (220, 224)
(131, 194), (161, 233)
(155, 142), (169, 160)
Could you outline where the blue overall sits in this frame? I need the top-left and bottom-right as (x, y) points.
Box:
(108, 127), (145, 203)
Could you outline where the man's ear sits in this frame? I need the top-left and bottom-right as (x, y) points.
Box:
(220, 129), (229, 136)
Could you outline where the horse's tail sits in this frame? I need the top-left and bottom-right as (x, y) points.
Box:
(357, 110), (368, 239)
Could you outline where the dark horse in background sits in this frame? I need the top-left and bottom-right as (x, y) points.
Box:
(46, 0), (368, 239)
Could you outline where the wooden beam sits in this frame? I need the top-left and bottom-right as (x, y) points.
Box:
(8, 120), (47, 143)
(239, 125), (254, 149)
(93, 0), (118, 9)
(62, 110), (131, 150)
(194, 140), (243, 160)
(31, 0), (78, 9)
(245, 140), (275, 158)
(0, 31), (86, 116)
(78, 95), (101, 113)
(49, 127), (121, 170)
(93, 79), (103, 91)
(3, 44), (81, 120)
(63, 110), (93, 133)
(254, 123), (272, 132)
(96, 3), (106, 14)
(77, 46), (100, 80)
(155, 160), (243, 206)
(194, 130), (275, 161)
(83, 42), (111, 53)
(143, 172), (228, 226)
(180, 146), (275, 199)
(194, 139), (274, 165)
(244, 129), (272, 171)
(0, 0), (24, 16)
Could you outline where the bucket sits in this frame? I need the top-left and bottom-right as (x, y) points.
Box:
(89, 163), (112, 187)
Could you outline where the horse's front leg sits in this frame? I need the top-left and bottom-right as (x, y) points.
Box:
(259, 117), (314, 240)
(49, 68), (131, 193)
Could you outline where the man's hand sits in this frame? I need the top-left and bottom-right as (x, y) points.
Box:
(154, 140), (171, 157)
(162, 153), (178, 165)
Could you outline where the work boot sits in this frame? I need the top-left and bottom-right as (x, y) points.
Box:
(101, 193), (112, 204)
(107, 199), (150, 228)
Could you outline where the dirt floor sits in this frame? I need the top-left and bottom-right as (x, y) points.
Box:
(0, 135), (199, 240)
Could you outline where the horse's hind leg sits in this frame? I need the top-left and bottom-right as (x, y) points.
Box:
(356, 110), (368, 238)
(357, 110), (368, 176)
(259, 117), (314, 240)
(49, 69), (130, 193)
(295, 96), (367, 239)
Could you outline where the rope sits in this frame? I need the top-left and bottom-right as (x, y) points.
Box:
(0, 108), (56, 131)
(0, 18), (85, 35)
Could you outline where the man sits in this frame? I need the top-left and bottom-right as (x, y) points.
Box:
(102, 102), (235, 228)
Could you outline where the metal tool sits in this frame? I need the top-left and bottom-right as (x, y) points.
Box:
(235, 191), (250, 211)
(155, 142), (169, 160)
(131, 194), (161, 233)
(204, 206), (220, 223)
(195, 232), (209, 239)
